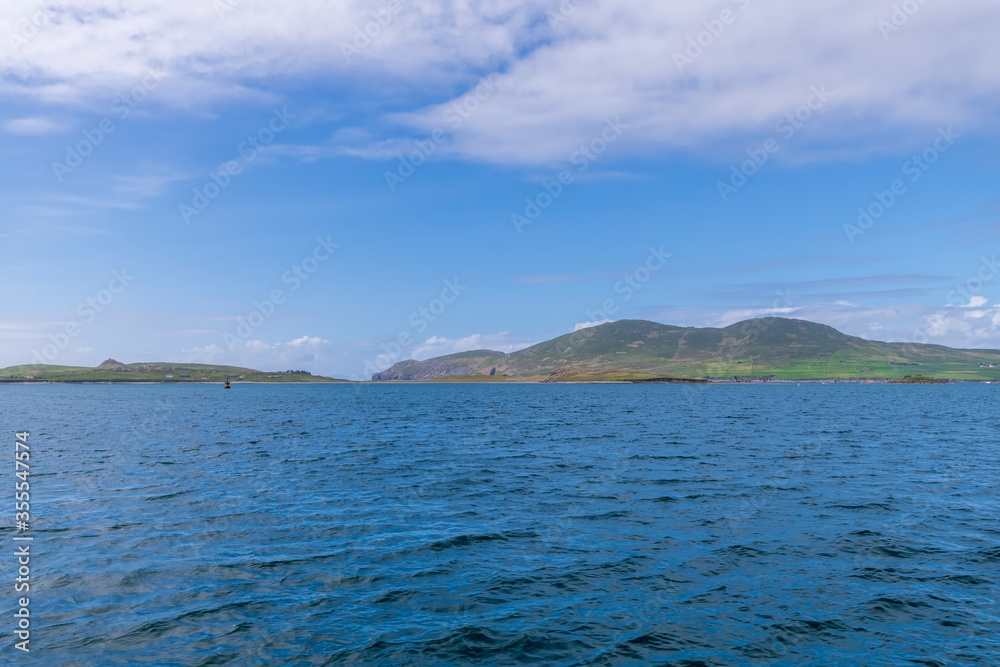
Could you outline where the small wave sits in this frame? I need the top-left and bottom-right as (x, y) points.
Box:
(571, 510), (631, 520)
(865, 596), (933, 620)
(712, 544), (768, 558)
(413, 625), (592, 664)
(371, 589), (417, 604)
(965, 545), (1000, 563)
(428, 532), (510, 551)
(107, 522), (143, 530)
(143, 490), (192, 502)
(627, 454), (699, 461)
(220, 552), (353, 571)
(767, 618), (855, 638)
(933, 573), (990, 586)
(849, 567), (909, 583)
(584, 630), (710, 665)
(828, 502), (895, 511)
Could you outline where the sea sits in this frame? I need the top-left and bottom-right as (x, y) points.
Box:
(2, 383), (998, 666)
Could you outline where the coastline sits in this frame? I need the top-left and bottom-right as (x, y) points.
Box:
(1, 378), (987, 386)
(0, 380), (351, 385)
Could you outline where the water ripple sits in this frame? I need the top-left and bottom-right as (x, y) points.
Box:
(3, 383), (999, 665)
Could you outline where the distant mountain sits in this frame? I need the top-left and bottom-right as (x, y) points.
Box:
(0, 361), (345, 383)
(372, 318), (1000, 382)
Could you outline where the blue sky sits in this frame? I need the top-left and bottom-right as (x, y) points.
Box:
(1, 0), (998, 379)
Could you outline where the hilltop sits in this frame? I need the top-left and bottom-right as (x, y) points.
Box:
(0, 361), (346, 383)
(372, 318), (1000, 382)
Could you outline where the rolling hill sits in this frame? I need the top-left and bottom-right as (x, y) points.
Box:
(0, 359), (345, 383)
(372, 318), (1000, 382)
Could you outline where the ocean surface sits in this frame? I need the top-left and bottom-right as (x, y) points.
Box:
(3, 383), (999, 666)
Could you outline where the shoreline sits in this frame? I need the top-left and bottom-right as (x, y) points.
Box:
(0, 380), (350, 385)
(0, 379), (989, 386)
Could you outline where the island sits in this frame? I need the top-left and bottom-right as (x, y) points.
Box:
(371, 318), (1000, 383)
(0, 359), (347, 383)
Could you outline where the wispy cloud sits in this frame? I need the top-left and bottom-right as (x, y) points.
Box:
(575, 319), (612, 331)
(110, 169), (188, 200)
(648, 299), (1000, 350)
(180, 335), (332, 369)
(410, 332), (534, 360)
(719, 275), (952, 302)
(3, 117), (63, 135)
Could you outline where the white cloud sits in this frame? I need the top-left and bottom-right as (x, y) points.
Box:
(711, 306), (799, 324)
(410, 332), (533, 360)
(2, 1), (998, 165)
(389, 1), (1000, 165)
(110, 169), (189, 201)
(574, 319), (612, 331)
(180, 336), (331, 369)
(3, 117), (62, 135)
(0, 1), (539, 105)
(651, 299), (1000, 350)
(958, 296), (989, 308)
(915, 304), (1000, 348)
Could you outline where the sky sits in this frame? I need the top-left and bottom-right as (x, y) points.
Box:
(1, 0), (998, 380)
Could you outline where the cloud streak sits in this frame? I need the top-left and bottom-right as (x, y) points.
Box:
(410, 332), (534, 360)
(180, 335), (331, 369)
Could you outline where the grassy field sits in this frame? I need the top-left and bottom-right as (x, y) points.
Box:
(693, 352), (1000, 381)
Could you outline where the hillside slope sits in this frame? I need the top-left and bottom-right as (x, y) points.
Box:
(372, 318), (1000, 382)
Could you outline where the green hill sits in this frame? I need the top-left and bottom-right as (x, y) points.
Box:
(0, 359), (345, 383)
(371, 318), (1000, 382)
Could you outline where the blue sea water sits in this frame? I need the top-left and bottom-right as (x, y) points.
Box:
(2, 383), (999, 666)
